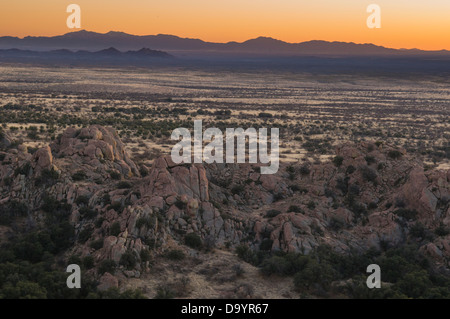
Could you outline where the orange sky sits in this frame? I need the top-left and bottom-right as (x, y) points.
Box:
(1, 0), (450, 50)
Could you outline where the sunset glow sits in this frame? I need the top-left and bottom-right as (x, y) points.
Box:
(1, 0), (450, 50)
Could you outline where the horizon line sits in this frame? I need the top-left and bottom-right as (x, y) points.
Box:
(2, 29), (449, 53)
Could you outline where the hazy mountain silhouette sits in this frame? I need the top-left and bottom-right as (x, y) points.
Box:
(1, 30), (450, 57)
(0, 47), (173, 65)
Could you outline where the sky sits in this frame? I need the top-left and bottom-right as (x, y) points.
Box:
(1, 0), (450, 50)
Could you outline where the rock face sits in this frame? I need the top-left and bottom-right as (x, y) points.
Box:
(0, 126), (448, 281)
(32, 146), (54, 173)
(97, 272), (119, 292)
(0, 130), (12, 149)
(51, 125), (140, 177)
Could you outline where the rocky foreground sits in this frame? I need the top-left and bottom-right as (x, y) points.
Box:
(0, 125), (449, 296)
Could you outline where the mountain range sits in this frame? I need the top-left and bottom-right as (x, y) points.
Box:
(1, 30), (450, 58)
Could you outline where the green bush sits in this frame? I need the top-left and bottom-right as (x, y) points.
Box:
(75, 195), (90, 206)
(116, 181), (132, 189)
(259, 239), (273, 251)
(154, 285), (175, 299)
(288, 205), (303, 213)
(332, 156), (344, 167)
(82, 256), (95, 269)
(98, 259), (116, 275)
(119, 251), (137, 270)
(265, 209), (282, 218)
(72, 171), (87, 181)
(165, 249), (185, 261)
(109, 171), (121, 180)
(361, 166), (377, 183)
(231, 184), (245, 195)
(140, 249), (151, 263)
(293, 259), (335, 291)
(307, 201), (316, 210)
(365, 155), (376, 165)
(34, 168), (59, 187)
(435, 224), (449, 237)
(174, 199), (187, 210)
(388, 150), (402, 159)
(299, 165), (310, 175)
(109, 222), (121, 236)
(235, 245), (259, 266)
(90, 239), (104, 250)
(135, 216), (155, 229)
(78, 227), (93, 244)
(394, 208), (418, 220)
(184, 233), (203, 249)
(15, 162), (32, 176)
(79, 207), (97, 219)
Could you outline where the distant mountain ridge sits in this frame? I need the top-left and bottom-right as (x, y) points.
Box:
(1, 30), (450, 57)
(0, 47), (173, 65)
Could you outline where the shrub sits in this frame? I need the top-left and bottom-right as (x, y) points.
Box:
(75, 195), (90, 206)
(165, 249), (185, 261)
(259, 239), (273, 251)
(154, 285), (175, 299)
(78, 227), (93, 244)
(232, 264), (245, 276)
(135, 216), (155, 229)
(108, 203), (123, 213)
(329, 217), (345, 231)
(109, 222), (121, 236)
(72, 171), (87, 181)
(361, 166), (377, 183)
(365, 155), (376, 165)
(68, 255), (82, 265)
(231, 184), (245, 195)
(95, 217), (105, 228)
(41, 195), (66, 213)
(266, 209), (282, 218)
(332, 156), (344, 167)
(346, 165), (356, 175)
(368, 202), (378, 210)
(184, 233), (203, 249)
(293, 259), (335, 291)
(34, 168), (59, 186)
(235, 245), (258, 265)
(394, 208), (418, 220)
(348, 184), (360, 196)
(116, 181), (132, 189)
(0, 200), (28, 225)
(98, 259), (116, 275)
(409, 223), (434, 241)
(15, 162), (32, 176)
(435, 224), (449, 237)
(82, 256), (95, 269)
(90, 239), (104, 250)
(307, 201), (316, 210)
(110, 171), (121, 180)
(140, 249), (151, 263)
(258, 112), (273, 118)
(260, 253), (309, 276)
(299, 165), (310, 175)
(174, 199), (187, 210)
(119, 251), (137, 270)
(288, 205), (303, 213)
(79, 207), (97, 219)
(388, 150), (402, 159)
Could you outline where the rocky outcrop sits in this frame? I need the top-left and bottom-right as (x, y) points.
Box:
(97, 272), (119, 292)
(51, 125), (140, 177)
(1, 126), (448, 279)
